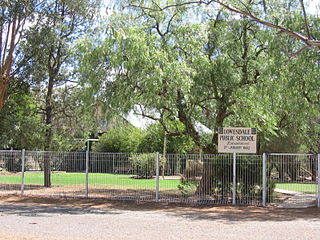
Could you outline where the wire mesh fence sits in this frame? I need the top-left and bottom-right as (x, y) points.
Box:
(0, 150), (319, 207)
(236, 154), (263, 205)
(266, 153), (319, 207)
(88, 152), (157, 201)
(0, 150), (22, 195)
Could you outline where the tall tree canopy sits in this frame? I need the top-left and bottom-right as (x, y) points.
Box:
(79, 0), (320, 154)
(128, 0), (320, 55)
(19, 0), (101, 151)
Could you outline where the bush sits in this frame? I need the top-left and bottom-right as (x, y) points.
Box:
(138, 122), (195, 153)
(93, 124), (144, 153)
(130, 154), (155, 178)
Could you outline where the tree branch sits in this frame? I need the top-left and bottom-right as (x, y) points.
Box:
(129, 0), (320, 53)
(128, 1), (214, 11)
(299, 0), (312, 39)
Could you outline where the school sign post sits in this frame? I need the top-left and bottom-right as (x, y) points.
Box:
(218, 127), (257, 154)
(218, 127), (257, 205)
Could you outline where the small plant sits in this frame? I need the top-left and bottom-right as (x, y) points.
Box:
(178, 159), (203, 194)
(130, 154), (155, 179)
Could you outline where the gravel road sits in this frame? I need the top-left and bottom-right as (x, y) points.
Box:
(0, 196), (319, 240)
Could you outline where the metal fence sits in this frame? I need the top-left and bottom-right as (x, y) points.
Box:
(266, 153), (319, 208)
(0, 150), (319, 207)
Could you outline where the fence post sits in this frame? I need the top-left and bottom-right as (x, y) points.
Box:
(317, 154), (320, 208)
(85, 150), (89, 198)
(112, 154), (115, 173)
(155, 152), (160, 201)
(21, 149), (25, 196)
(262, 153), (267, 207)
(232, 152), (236, 205)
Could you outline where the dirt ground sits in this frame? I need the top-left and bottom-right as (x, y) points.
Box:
(0, 195), (319, 217)
(0, 195), (320, 240)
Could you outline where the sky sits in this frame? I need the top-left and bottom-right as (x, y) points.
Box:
(307, 0), (320, 15)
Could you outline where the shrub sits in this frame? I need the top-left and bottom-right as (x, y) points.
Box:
(93, 124), (144, 153)
(130, 154), (155, 179)
(138, 122), (195, 153)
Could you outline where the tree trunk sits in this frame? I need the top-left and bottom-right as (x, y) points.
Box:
(43, 77), (55, 187)
(162, 133), (167, 179)
(196, 105), (227, 195)
(196, 157), (214, 195)
(0, 16), (18, 112)
(0, 78), (8, 111)
(43, 152), (51, 187)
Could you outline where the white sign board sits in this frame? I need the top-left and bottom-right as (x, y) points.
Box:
(218, 127), (257, 153)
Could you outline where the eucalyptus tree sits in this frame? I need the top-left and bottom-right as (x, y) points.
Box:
(19, 0), (101, 186)
(0, 0), (38, 111)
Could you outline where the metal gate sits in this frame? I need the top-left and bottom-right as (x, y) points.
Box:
(266, 153), (320, 208)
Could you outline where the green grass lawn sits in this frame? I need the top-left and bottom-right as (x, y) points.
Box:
(0, 171), (181, 190)
(275, 183), (317, 194)
(2, 172), (316, 194)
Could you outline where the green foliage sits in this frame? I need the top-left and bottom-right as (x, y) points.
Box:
(80, 3), (313, 152)
(0, 85), (44, 150)
(1, 0), (319, 155)
(138, 122), (195, 153)
(14, 0), (102, 152)
(130, 153), (155, 178)
(93, 124), (144, 153)
(47, 88), (101, 151)
(177, 156), (272, 201)
(261, 128), (309, 153)
(93, 121), (195, 154)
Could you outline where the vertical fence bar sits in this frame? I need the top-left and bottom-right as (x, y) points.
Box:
(155, 152), (160, 201)
(20, 149), (25, 196)
(85, 150), (89, 198)
(317, 154), (320, 208)
(262, 153), (267, 206)
(112, 154), (115, 173)
(232, 152), (236, 205)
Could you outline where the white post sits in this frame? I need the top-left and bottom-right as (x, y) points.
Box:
(85, 150), (89, 198)
(262, 153), (267, 207)
(232, 152), (236, 205)
(21, 149), (25, 196)
(155, 152), (160, 201)
(317, 154), (320, 208)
